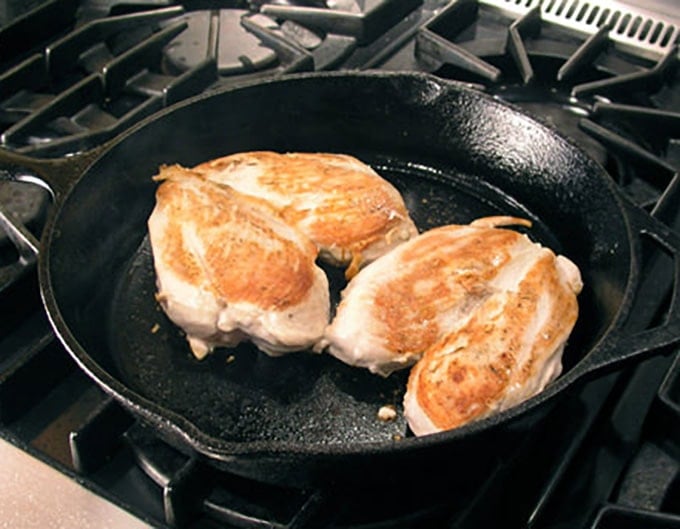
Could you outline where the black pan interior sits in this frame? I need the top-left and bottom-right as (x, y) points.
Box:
(44, 72), (631, 449)
(108, 159), (553, 444)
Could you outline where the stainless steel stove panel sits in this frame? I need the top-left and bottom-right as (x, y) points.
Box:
(482, 0), (679, 60)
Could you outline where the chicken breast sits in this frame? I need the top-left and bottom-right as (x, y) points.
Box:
(321, 217), (582, 386)
(147, 164), (330, 359)
(192, 151), (418, 277)
(404, 242), (582, 435)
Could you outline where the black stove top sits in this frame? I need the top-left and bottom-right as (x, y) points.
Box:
(1, 1), (679, 528)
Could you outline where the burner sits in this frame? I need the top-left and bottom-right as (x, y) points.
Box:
(0, 181), (48, 248)
(259, 0), (422, 44)
(431, 52), (623, 171)
(0, 5), (217, 157)
(486, 59), (611, 167)
(122, 422), (472, 528)
(0, 182), (43, 293)
(163, 10), (279, 75)
(414, 0), (679, 207)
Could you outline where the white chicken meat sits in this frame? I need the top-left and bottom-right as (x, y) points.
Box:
(147, 164), (330, 359)
(192, 151), (418, 277)
(321, 216), (582, 434)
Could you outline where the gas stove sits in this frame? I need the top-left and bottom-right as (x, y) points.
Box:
(1, 1), (679, 528)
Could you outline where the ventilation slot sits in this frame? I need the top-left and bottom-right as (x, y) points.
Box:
(555, 0), (569, 17)
(597, 8), (610, 27)
(660, 25), (676, 47)
(639, 19), (653, 41)
(576, 4), (589, 23)
(650, 22), (665, 44)
(627, 16), (642, 38)
(565, 1), (579, 20)
(616, 13), (631, 34)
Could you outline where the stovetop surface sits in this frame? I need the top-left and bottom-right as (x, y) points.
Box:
(1, 1), (679, 528)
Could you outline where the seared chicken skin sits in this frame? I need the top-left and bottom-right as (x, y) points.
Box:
(147, 164), (330, 359)
(192, 151), (418, 277)
(404, 230), (581, 435)
(322, 216), (582, 424)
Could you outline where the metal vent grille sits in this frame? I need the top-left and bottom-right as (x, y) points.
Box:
(481, 0), (680, 59)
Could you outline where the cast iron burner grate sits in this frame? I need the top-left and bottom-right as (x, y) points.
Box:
(0, 0), (424, 158)
(410, 0), (680, 209)
(123, 422), (465, 528)
(0, 2), (213, 158)
(0, 0), (425, 270)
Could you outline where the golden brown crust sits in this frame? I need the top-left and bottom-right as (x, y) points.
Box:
(371, 225), (521, 355)
(192, 151), (415, 269)
(407, 250), (579, 430)
(153, 165), (317, 309)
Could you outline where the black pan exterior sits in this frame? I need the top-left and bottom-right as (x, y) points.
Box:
(40, 72), (654, 487)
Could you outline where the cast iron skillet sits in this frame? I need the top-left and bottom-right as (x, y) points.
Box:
(1, 71), (679, 488)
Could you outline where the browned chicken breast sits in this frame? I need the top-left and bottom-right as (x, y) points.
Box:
(404, 236), (582, 435)
(192, 151), (418, 277)
(147, 164), (330, 359)
(321, 217), (582, 417)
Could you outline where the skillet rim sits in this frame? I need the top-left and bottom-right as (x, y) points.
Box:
(38, 70), (638, 458)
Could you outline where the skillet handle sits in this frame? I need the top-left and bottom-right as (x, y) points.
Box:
(576, 188), (680, 378)
(0, 145), (107, 202)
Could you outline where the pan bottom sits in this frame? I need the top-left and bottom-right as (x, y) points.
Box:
(107, 156), (555, 446)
